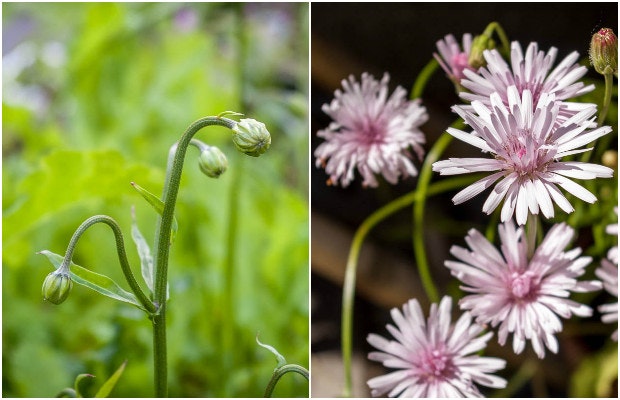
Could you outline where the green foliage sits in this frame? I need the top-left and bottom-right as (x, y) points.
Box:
(3, 2), (308, 397)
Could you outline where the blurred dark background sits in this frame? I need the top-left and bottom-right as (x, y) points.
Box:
(311, 2), (618, 397)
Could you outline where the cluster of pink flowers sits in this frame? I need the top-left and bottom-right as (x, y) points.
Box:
(315, 30), (616, 398)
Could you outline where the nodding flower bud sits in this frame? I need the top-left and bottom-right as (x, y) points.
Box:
(42, 269), (72, 305)
(232, 118), (271, 157)
(590, 28), (618, 76)
(198, 145), (228, 178)
(468, 34), (495, 69)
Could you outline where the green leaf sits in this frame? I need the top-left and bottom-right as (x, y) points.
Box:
(130, 182), (178, 244)
(94, 360), (127, 398)
(130, 207), (154, 294)
(256, 335), (286, 369)
(38, 250), (146, 311)
(74, 373), (95, 398)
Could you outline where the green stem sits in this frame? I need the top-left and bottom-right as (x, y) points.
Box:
(411, 59), (439, 100)
(484, 21), (510, 55)
(413, 131), (456, 305)
(62, 215), (156, 314)
(598, 71), (614, 127)
(263, 364), (309, 398)
(581, 71), (615, 163)
(525, 213), (539, 259)
(339, 173), (473, 397)
(151, 116), (238, 397)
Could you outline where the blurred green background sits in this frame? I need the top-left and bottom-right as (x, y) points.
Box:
(3, 2), (309, 397)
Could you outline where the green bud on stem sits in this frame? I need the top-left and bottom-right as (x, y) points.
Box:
(590, 28), (618, 76)
(42, 269), (72, 304)
(198, 146), (228, 178)
(232, 118), (271, 157)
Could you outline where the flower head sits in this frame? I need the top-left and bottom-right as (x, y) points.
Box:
(434, 34), (474, 85)
(460, 41), (595, 124)
(432, 86), (613, 225)
(445, 221), (602, 358)
(367, 296), (506, 397)
(315, 73), (427, 188)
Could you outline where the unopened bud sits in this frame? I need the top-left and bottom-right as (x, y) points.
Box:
(42, 269), (72, 305)
(590, 28), (618, 76)
(232, 118), (271, 157)
(468, 34), (495, 69)
(198, 146), (228, 178)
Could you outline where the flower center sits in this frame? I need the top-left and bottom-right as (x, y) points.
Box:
(501, 130), (547, 177)
(419, 345), (453, 380)
(509, 271), (537, 300)
(451, 52), (471, 80)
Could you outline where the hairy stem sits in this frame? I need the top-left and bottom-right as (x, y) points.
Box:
(152, 116), (237, 397)
(62, 215), (155, 314)
(263, 364), (309, 398)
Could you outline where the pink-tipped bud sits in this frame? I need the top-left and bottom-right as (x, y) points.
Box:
(590, 28), (618, 76)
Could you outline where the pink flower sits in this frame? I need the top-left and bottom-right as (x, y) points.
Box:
(432, 86), (613, 225)
(367, 296), (506, 397)
(434, 33), (474, 84)
(445, 221), (602, 359)
(460, 41), (595, 124)
(315, 73), (427, 188)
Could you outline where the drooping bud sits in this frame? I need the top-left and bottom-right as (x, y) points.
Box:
(590, 28), (618, 76)
(42, 269), (72, 305)
(198, 145), (228, 178)
(231, 118), (271, 157)
(468, 33), (495, 69)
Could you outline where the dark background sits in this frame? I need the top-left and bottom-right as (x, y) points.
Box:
(310, 2), (618, 397)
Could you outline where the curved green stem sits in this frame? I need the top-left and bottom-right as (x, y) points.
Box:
(263, 364), (309, 398)
(62, 215), (156, 314)
(411, 59), (439, 100)
(413, 131), (456, 305)
(484, 21), (510, 55)
(151, 116), (237, 397)
(339, 173), (474, 397)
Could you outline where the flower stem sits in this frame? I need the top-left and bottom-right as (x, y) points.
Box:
(413, 131), (456, 305)
(339, 173), (473, 397)
(411, 59), (439, 100)
(151, 116), (237, 397)
(62, 215), (156, 314)
(263, 364), (309, 398)
(485, 22), (510, 55)
(598, 71), (614, 127)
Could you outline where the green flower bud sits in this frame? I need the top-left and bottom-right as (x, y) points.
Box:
(232, 118), (271, 157)
(42, 269), (72, 305)
(468, 34), (496, 69)
(590, 28), (618, 76)
(198, 146), (228, 178)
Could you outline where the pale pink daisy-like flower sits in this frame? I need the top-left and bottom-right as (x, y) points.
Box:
(460, 41), (595, 124)
(434, 33), (474, 84)
(445, 221), (603, 359)
(432, 86), (613, 225)
(315, 73), (428, 188)
(367, 296), (507, 398)
(596, 210), (618, 341)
